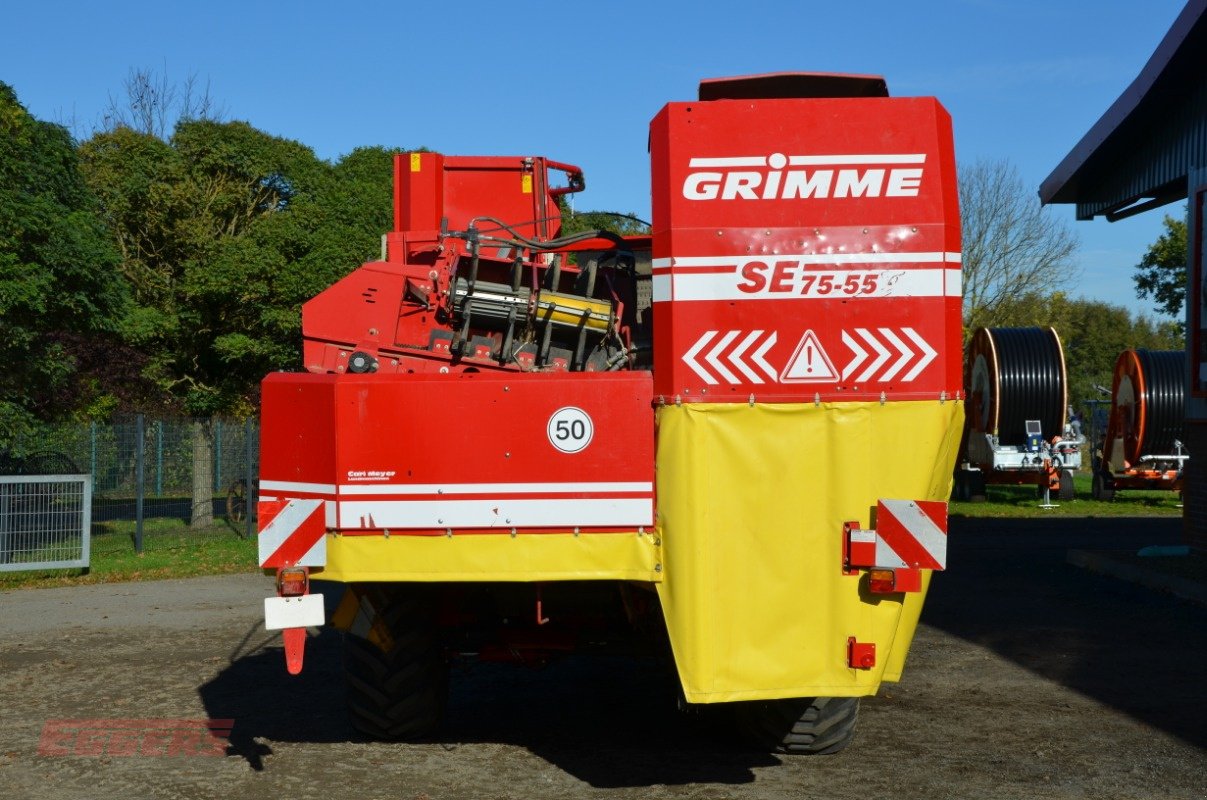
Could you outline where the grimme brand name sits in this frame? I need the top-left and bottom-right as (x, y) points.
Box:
(682, 153), (924, 200)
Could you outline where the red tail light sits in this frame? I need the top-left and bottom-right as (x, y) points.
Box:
(869, 567), (923, 594)
(277, 567), (308, 597)
(869, 569), (896, 594)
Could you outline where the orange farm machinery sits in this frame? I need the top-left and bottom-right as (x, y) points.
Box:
(1092, 348), (1187, 500)
(954, 327), (1082, 502)
(256, 73), (963, 754)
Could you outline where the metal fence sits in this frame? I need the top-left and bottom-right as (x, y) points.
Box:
(1, 416), (259, 549)
(0, 475), (91, 571)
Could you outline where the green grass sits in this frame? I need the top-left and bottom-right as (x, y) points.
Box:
(952, 472), (1183, 518)
(0, 517), (258, 590)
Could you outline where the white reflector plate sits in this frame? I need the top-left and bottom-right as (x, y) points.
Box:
(264, 593), (325, 631)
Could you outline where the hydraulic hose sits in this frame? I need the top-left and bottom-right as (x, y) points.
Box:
(968, 327), (1067, 444)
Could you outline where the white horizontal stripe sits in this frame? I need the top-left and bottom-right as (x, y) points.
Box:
(264, 482), (651, 494)
(689, 156), (767, 167)
(338, 498), (654, 529)
(260, 480), (337, 495)
(335, 482), (656, 494)
(652, 257), (673, 269)
(945, 269), (962, 298)
(652, 274), (672, 303)
(669, 252), (951, 268)
(944, 252), (962, 263)
(788, 153), (926, 166)
(664, 269), (950, 302)
(335, 482), (651, 494)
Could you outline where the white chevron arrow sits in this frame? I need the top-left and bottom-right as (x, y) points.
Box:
(856, 328), (890, 382)
(751, 332), (778, 382)
(729, 330), (766, 384)
(879, 327), (914, 381)
(902, 327), (937, 381)
(705, 331), (741, 384)
(841, 330), (868, 381)
(682, 331), (718, 385)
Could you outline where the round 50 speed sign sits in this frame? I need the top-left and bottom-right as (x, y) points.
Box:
(547, 407), (594, 453)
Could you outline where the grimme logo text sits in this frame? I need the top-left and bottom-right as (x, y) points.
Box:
(682, 153), (925, 200)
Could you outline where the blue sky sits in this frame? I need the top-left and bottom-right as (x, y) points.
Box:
(0, 0), (1187, 319)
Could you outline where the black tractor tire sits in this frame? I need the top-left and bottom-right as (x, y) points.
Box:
(1091, 473), (1115, 502)
(734, 696), (859, 755)
(343, 587), (448, 741)
(1058, 469), (1076, 501)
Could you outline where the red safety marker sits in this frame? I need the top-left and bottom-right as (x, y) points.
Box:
(875, 499), (947, 571)
(844, 499), (947, 593)
(258, 498), (327, 568)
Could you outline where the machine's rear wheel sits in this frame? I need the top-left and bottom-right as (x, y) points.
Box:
(1058, 469), (1076, 501)
(344, 587), (448, 741)
(733, 696), (859, 755)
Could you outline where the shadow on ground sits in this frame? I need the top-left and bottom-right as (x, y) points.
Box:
(199, 515), (1205, 783)
(929, 515), (1207, 749)
(198, 594), (776, 785)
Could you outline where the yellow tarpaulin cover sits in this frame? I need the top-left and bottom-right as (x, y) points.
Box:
(654, 400), (962, 703)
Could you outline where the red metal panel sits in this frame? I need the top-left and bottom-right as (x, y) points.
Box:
(394, 154), (569, 243)
(650, 96), (962, 403)
(394, 152), (445, 233)
(260, 373), (339, 489)
(259, 370), (654, 533)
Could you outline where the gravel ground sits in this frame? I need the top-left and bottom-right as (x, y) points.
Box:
(0, 516), (1203, 800)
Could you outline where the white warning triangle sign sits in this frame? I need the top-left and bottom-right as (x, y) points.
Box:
(779, 330), (839, 383)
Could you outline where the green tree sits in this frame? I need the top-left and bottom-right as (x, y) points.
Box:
(983, 290), (1183, 409)
(560, 207), (650, 237)
(0, 82), (128, 441)
(80, 120), (397, 525)
(1133, 211), (1187, 321)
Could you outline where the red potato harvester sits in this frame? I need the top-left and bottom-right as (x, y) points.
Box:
(254, 73), (964, 755)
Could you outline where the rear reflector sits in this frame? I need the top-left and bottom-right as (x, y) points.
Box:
(869, 567), (922, 594)
(278, 566), (308, 597)
(869, 569), (896, 594)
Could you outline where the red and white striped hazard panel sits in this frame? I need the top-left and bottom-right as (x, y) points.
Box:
(258, 498), (327, 568)
(847, 499), (946, 571)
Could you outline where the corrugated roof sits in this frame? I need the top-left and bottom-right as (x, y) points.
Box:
(1039, 0), (1207, 220)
